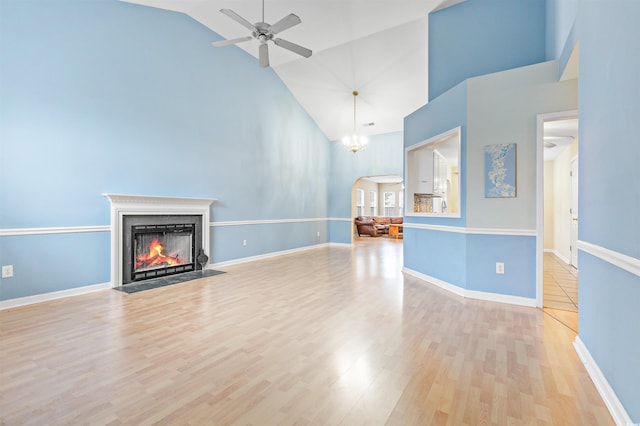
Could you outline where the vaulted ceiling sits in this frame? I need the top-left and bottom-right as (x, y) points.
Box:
(124, 0), (461, 141)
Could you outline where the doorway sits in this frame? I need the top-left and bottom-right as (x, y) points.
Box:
(537, 112), (579, 331)
(351, 175), (403, 243)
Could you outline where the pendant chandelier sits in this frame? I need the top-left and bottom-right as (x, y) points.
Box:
(342, 91), (369, 153)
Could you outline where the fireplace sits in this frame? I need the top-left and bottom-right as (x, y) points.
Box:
(132, 223), (195, 280)
(122, 216), (202, 284)
(104, 194), (215, 287)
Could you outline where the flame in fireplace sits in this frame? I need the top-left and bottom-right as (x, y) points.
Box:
(135, 239), (184, 269)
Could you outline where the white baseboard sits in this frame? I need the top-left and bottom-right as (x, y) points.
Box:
(573, 336), (633, 425)
(0, 282), (112, 311)
(212, 243), (331, 268)
(403, 268), (537, 308)
(544, 249), (571, 265)
(1, 243), (341, 310)
(329, 242), (353, 248)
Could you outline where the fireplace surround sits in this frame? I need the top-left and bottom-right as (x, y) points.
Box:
(104, 194), (215, 287)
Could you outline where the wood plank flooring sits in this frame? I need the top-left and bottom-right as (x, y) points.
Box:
(0, 238), (612, 425)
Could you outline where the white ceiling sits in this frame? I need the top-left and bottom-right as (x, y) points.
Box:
(544, 118), (578, 161)
(362, 175), (404, 184)
(124, 0), (456, 141)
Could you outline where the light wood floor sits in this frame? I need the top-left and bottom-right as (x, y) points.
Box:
(1, 238), (612, 425)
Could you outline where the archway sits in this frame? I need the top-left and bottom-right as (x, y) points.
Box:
(351, 174), (404, 243)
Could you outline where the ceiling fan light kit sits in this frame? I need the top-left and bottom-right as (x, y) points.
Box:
(212, 0), (312, 68)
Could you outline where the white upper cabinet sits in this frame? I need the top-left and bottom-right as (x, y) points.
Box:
(405, 127), (461, 217)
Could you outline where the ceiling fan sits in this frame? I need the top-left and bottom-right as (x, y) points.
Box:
(211, 0), (312, 68)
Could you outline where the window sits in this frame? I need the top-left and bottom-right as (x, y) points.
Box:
(398, 191), (404, 216)
(356, 189), (364, 216)
(369, 191), (377, 216)
(383, 192), (395, 217)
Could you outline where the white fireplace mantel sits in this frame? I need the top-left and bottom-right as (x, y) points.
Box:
(103, 194), (216, 287)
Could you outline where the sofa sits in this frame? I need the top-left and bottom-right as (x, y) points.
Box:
(354, 216), (403, 237)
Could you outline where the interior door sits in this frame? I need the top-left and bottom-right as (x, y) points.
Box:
(570, 157), (579, 268)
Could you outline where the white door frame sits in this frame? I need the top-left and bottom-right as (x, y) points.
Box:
(535, 110), (579, 308)
(570, 156), (579, 268)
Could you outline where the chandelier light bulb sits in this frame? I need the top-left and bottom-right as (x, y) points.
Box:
(342, 90), (369, 153)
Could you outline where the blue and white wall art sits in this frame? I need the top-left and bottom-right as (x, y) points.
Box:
(484, 143), (516, 197)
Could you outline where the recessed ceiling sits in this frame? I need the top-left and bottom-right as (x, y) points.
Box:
(123, 0), (453, 141)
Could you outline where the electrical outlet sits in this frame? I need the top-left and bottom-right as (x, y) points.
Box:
(496, 262), (505, 274)
(316, 231), (320, 237)
(243, 239), (247, 247)
(2, 265), (14, 278)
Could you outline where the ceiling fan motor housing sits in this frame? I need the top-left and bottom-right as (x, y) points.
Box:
(254, 22), (272, 42)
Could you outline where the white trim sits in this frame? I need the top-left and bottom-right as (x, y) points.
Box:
(403, 223), (466, 234)
(404, 268), (466, 297)
(403, 267), (537, 307)
(103, 193), (216, 206)
(0, 225), (110, 237)
(329, 217), (354, 222)
(329, 242), (353, 248)
(0, 218), (333, 235)
(212, 218), (326, 227)
(103, 194), (216, 288)
(0, 282), (111, 311)
(573, 336), (633, 426)
(544, 249), (571, 265)
(403, 223), (536, 236)
(465, 227), (536, 237)
(212, 243), (332, 268)
(578, 240), (640, 277)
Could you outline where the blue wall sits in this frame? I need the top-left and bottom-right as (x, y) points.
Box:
(428, 0), (546, 101)
(327, 131), (403, 244)
(403, 80), (469, 288)
(405, 6), (549, 300)
(465, 234), (536, 298)
(579, 253), (639, 421)
(404, 228), (467, 287)
(413, 1), (640, 418)
(404, 81), (467, 228)
(572, 0), (640, 420)
(545, 0), (578, 61)
(0, 0), (330, 299)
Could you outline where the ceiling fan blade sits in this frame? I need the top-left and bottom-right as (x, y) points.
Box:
(269, 13), (301, 35)
(259, 43), (270, 68)
(220, 9), (256, 31)
(273, 38), (312, 58)
(212, 36), (253, 47)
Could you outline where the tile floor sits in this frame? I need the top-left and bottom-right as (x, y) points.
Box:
(543, 252), (578, 332)
(543, 252), (578, 311)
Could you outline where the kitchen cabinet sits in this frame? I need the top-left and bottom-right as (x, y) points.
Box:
(414, 148), (447, 196)
(404, 126), (460, 217)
